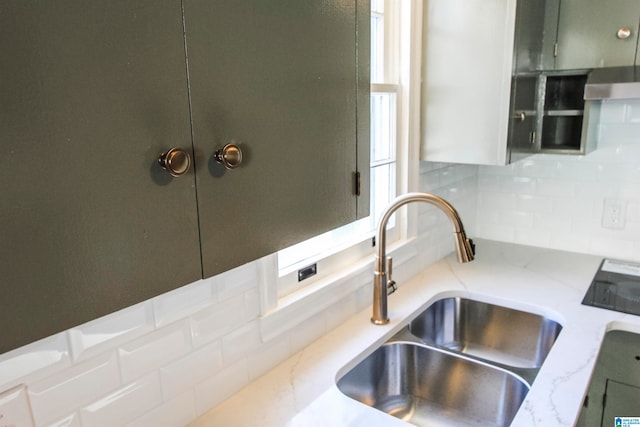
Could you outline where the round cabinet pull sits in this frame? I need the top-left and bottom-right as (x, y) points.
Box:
(513, 111), (526, 122)
(214, 143), (243, 170)
(617, 27), (632, 40)
(158, 148), (191, 177)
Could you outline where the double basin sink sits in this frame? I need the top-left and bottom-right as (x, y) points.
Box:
(336, 297), (563, 426)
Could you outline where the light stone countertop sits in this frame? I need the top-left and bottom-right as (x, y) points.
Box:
(190, 239), (640, 426)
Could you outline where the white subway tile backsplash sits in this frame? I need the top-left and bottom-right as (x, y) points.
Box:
(118, 321), (191, 383)
(532, 214), (572, 232)
(290, 312), (326, 355)
(215, 261), (259, 302)
(514, 228), (551, 247)
(479, 163), (516, 176)
(625, 101), (640, 123)
(598, 100), (627, 123)
(475, 100), (640, 260)
(500, 176), (536, 194)
(517, 158), (558, 178)
(588, 237), (635, 260)
(516, 195), (554, 214)
(68, 301), (154, 362)
(549, 232), (591, 253)
(598, 125), (640, 147)
(0, 333), (70, 390)
(45, 413), (81, 427)
(534, 178), (575, 198)
(247, 334), (291, 381)
(477, 174), (501, 192)
(477, 192), (517, 211)
(194, 360), (249, 416)
(555, 159), (595, 181)
(573, 181), (621, 199)
(160, 340), (223, 401)
(80, 373), (162, 427)
(501, 211), (535, 229)
(474, 222), (515, 242)
(619, 183), (640, 200)
(419, 170), (441, 192)
(634, 241), (640, 260)
(190, 295), (247, 349)
(29, 352), (119, 426)
(0, 385), (34, 427)
(552, 197), (596, 218)
(417, 209), (442, 234)
(628, 201), (640, 221)
(221, 321), (262, 367)
(126, 390), (196, 427)
(152, 278), (217, 327)
(244, 288), (261, 322)
(324, 293), (358, 333)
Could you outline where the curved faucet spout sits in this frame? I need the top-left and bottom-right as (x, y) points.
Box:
(372, 192), (475, 325)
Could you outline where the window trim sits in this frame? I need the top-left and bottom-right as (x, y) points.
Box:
(259, 0), (424, 339)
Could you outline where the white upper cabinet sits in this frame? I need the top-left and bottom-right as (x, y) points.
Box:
(420, 0), (546, 165)
(421, 0), (518, 165)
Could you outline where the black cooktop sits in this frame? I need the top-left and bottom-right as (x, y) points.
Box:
(582, 259), (640, 316)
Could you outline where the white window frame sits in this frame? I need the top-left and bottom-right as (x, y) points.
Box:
(258, 0), (423, 340)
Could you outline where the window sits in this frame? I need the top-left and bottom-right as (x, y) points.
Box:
(275, 0), (409, 299)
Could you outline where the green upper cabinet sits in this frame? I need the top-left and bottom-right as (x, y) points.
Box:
(0, 0), (368, 353)
(0, 0), (202, 353)
(552, 0), (640, 70)
(183, 0), (370, 278)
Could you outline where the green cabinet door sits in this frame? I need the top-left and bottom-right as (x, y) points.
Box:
(555, 0), (640, 69)
(184, 0), (370, 277)
(0, 0), (201, 353)
(0, 0), (369, 353)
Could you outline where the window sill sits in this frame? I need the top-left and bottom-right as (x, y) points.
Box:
(259, 237), (419, 342)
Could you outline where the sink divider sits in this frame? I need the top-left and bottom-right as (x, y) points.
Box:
(386, 326), (540, 386)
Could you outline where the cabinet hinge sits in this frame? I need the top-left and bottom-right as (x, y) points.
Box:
(354, 171), (361, 196)
(553, 42), (558, 58)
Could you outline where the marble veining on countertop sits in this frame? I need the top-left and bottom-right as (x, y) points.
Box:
(190, 239), (640, 427)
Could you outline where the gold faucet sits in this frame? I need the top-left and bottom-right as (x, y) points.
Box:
(372, 192), (475, 325)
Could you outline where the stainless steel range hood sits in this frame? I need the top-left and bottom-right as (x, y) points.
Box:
(584, 66), (640, 100)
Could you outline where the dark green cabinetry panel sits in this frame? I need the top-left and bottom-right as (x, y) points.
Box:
(576, 330), (640, 426)
(184, 0), (369, 277)
(554, 0), (640, 70)
(507, 0), (546, 159)
(0, 0), (368, 353)
(0, 1), (201, 352)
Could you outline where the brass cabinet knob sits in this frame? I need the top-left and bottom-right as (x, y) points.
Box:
(214, 143), (243, 170)
(617, 27), (632, 39)
(513, 111), (526, 122)
(158, 148), (191, 177)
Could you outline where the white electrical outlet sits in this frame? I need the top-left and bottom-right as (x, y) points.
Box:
(602, 198), (627, 230)
(0, 385), (34, 427)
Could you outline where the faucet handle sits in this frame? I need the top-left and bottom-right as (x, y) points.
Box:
(468, 239), (476, 256)
(386, 257), (397, 295)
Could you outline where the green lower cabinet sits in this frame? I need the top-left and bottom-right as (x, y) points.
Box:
(577, 330), (640, 426)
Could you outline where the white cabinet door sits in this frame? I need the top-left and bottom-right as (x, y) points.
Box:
(421, 0), (517, 165)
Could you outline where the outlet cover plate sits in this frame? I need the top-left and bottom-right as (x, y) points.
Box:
(602, 198), (627, 230)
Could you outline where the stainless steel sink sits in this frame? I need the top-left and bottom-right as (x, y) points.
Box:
(410, 297), (562, 369)
(337, 342), (529, 426)
(336, 297), (563, 426)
